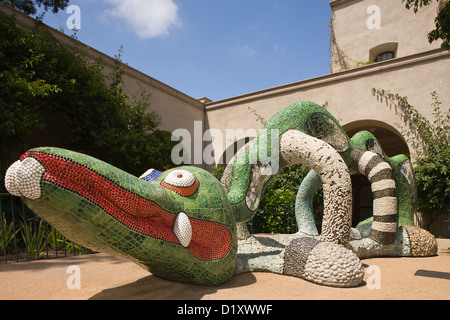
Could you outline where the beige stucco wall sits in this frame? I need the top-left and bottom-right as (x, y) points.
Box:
(330, 0), (443, 72)
(85, 50), (205, 137)
(118, 68), (206, 168)
(206, 49), (450, 164)
(111, 66), (205, 136)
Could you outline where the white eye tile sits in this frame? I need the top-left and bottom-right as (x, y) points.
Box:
(164, 170), (195, 188)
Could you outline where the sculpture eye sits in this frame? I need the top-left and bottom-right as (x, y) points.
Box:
(162, 170), (199, 197)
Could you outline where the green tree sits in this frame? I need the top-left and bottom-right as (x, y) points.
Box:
(403, 0), (450, 50)
(0, 12), (176, 189)
(253, 164), (324, 234)
(211, 163), (323, 234)
(0, 0), (69, 14)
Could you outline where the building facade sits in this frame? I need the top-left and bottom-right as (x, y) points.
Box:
(206, 0), (449, 165)
(3, 1), (448, 165)
(203, 0), (449, 233)
(330, 0), (445, 72)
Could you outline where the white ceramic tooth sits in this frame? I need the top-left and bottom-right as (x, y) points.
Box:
(173, 212), (192, 248)
(15, 157), (46, 200)
(5, 160), (22, 196)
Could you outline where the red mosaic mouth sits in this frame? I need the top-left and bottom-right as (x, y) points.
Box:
(21, 151), (232, 261)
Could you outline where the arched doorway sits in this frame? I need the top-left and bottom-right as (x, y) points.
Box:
(343, 120), (410, 157)
(343, 120), (410, 226)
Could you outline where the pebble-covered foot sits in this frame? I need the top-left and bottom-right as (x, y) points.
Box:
(403, 225), (438, 257)
(283, 237), (364, 287)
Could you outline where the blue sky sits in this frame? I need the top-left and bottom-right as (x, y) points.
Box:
(39, 0), (333, 101)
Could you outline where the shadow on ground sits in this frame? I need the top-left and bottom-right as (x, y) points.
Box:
(89, 272), (258, 300)
(0, 253), (121, 271)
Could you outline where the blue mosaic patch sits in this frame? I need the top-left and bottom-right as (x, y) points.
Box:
(140, 169), (162, 182)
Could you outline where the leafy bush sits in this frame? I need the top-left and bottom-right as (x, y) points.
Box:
(254, 164), (324, 234)
(212, 163), (323, 234)
(0, 218), (16, 254)
(20, 218), (47, 258)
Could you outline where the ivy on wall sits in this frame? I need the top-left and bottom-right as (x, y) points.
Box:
(373, 88), (449, 228)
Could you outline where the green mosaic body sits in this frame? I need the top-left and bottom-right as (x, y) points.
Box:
(228, 101), (353, 222)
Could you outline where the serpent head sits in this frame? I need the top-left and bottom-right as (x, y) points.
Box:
(5, 147), (237, 285)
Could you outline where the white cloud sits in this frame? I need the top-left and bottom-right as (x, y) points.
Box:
(273, 44), (287, 54)
(228, 45), (256, 58)
(102, 0), (181, 39)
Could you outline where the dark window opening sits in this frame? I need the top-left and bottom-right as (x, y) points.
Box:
(375, 51), (395, 62)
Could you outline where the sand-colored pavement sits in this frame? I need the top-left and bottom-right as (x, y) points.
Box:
(0, 239), (449, 300)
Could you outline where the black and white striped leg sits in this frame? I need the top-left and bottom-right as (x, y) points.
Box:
(351, 148), (397, 245)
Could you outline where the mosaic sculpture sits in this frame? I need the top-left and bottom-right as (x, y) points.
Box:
(4, 101), (437, 288)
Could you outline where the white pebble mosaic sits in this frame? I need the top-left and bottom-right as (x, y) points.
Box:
(5, 157), (46, 200)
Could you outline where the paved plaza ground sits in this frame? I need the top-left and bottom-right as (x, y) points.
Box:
(0, 239), (448, 300)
